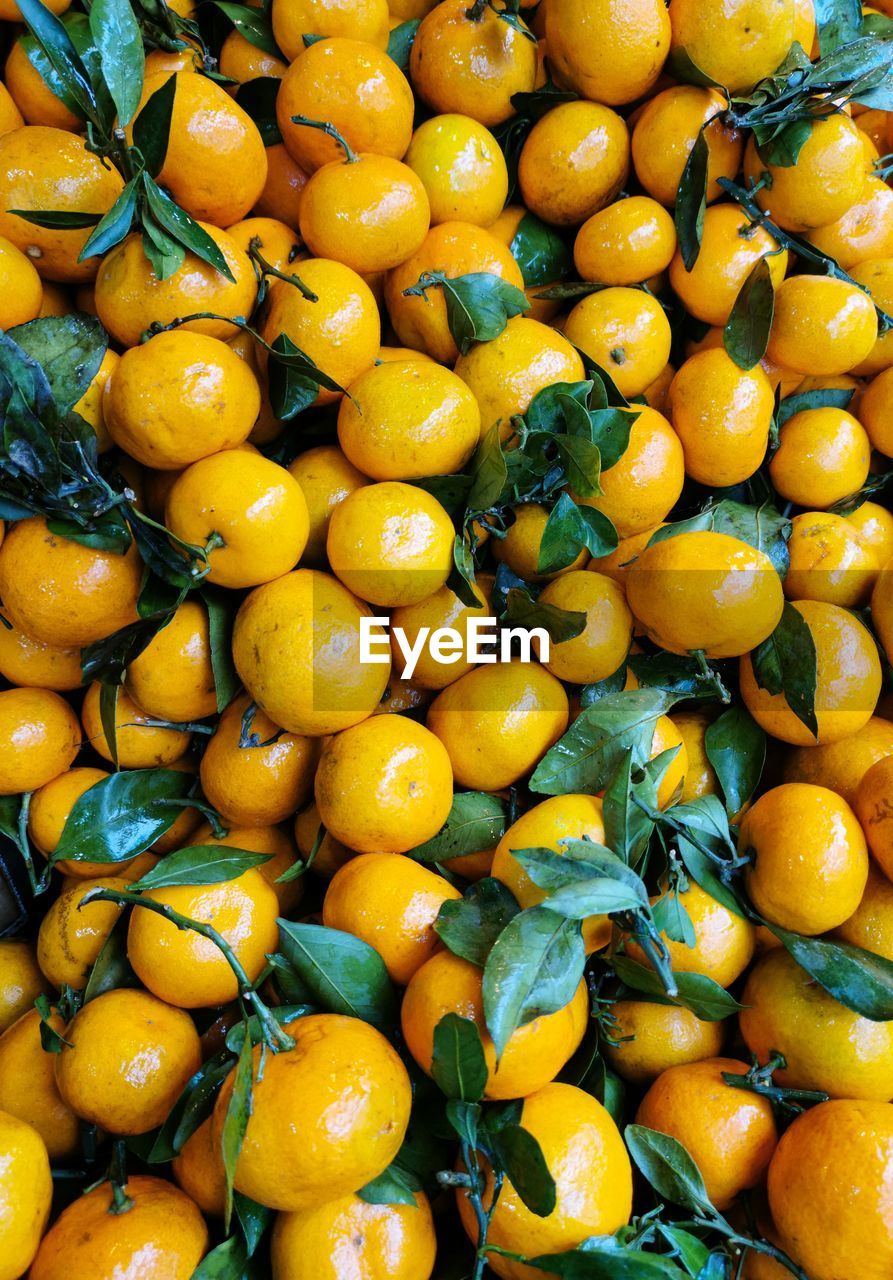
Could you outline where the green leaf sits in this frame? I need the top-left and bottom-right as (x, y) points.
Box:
(405, 271), (530, 355)
(468, 425), (508, 512)
(509, 211), (572, 287)
(386, 18), (419, 70)
(489, 1124), (557, 1217)
(34, 995), (70, 1054)
(221, 1036), (254, 1227)
(776, 386), (853, 428)
(530, 689), (676, 796)
(276, 920), (397, 1032)
(435, 878), (520, 967)
(190, 1235), (248, 1280)
(603, 753), (658, 865)
(502, 587), (586, 645)
(268, 332), (346, 419)
(213, 1), (283, 57)
(513, 841), (649, 916)
(650, 499), (790, 577)
(431, 1013), (489, 1101)
(78, 179), (140, 261)
(7, 314), (106, 415)
(16, 0), (99, 125)
(225, 1005), (312, 1055)
(723, 257), (775, 369)
(202, 587), (240, 712)
(132, 74), (176, 177)
(9, 209), (101, 229)
(143, 177), (236, 281)
(674, 129), (709, 269)
(409, 791), (509, 864)
(555, 433), (603, 499)
(625, 1124), (715, 1214)
(84, 913), (138, 1002)
(530, 1236), (691, 1279)
(51, 767), (194, 867)
(235, 77), (282, 147)
(771, 927), (893, 1020)
(613, 956), (744, 1021)
(90, 0), (144, 126)
(704, 707), (766, 817)
(751, 601), (818, 738)
(148, 1051), (234, 1162)
(538, 493), (618, 576)
(815, 0), (862, 52)
(130, 846), (272, 890)
(357, 1161), (421, 1207)
(482, 905), (586, 1056)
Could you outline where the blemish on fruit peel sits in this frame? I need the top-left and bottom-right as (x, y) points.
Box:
(360, 615), (550, 680)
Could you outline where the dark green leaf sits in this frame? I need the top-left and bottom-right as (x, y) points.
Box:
(221, 1036), (254, 1226)
(625, 1124), (714, 1213)
(214, 1), (283, 57)
(148, 1051), (234, 1162)
(555, 433), (603, 499)
(509, 212), (572, 287)
(34, 995), (70, 1054)
(602, 753), (658, 865)
(613, 956), (744, 1021)
(751, 601), (818, 737)
(538, 493), (618, 576)
(776, 386), (853, 428)
(431, 1013), (489, 1101)
(9, 209), (101, 229)
(482, 905), (585, 1056)
(386, 18), (419, 70)
(143, 176), (236, 281)
(52, 767), (194, 866)
(468, 425), (508, 512)
(132, 74), (176, 177)
(7, 314), (106, 415)
(409, 791), (509, 864)
(723, 257), (775, 369)
(513, 841), (649, 916)
(815, 0), (862, 52)
(530, 1236), (691, 1279)
(225, 1004), (312, 1054)
(771, 926), (893, 1020)
(489, 1124), (557, 1217)
(90, 0), (144, 126)
(674, 129), (709, 269)
(268, 332), (346, 419)
(190, 1234), (248, 1280)
(235, 77), (283, 146)
(530, 689), (676, 796)
(99, 682), (119, 768)
(357, 1161), (421, 1206)
(203, 587), (240, 712)
(704, 706), (766, 817)
(16, 0), (99, 124)
(84, 913), (138, 1002)
(131, 846), (271, 890)
(410, 271), (530, 355)
(435, 877), (520, 967)
(502, 587), (586, 644)
(276, 920), (397, 1032)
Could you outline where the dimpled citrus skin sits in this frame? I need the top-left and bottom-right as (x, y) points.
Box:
(127, 870), (281, 1008)
(427, 660), (569, 791)
(626, 879), (756, 988)
(272, 1192), (437, 1280)
(668, 348), (774, 487)
(576, 407), (685, 539)
(0, 235), (42, 328)
(385, 221), (525, 363)
(535, 571), (634, 686)
(745, 115), (867, 232)
(315, 716), (453, 855)
(768, 1100), (893, 1280)
(288, 444), (371, 564)
(125, 600), (218, 723)
(0, 126), (124, 282)
(0, 1008), (79, 1159)
(491, 794), (610, 952)
(128, 71), (267, 226)
(36, 876), (131, 991)
(260, 258), (380, 406)
(322, 853), (460, 983)
(546, 0), (669, 106)
(272, 0), (389, 58)
(741, 948), (893, 1102)
(94, 225), (257, 348)
(0, 941), (47, 1035)
(165, 450), (310, 589)
(405, 113), (508, 228)
(626, 531), (784, 659)
(212, 1013), (412, 1211)
(104, 330), (260, 469)
(171, 1117), (226, 1217)
(636, 1058), (778, 1210)
(232, 569), (391, 737)
(277, 38), (414, 172)
(603, 1000), (725, 1084)
(81, 681), (191, 768)
(0, 618), (83, 692)
(337, 358), (479, 479)
(769, 406), (871, 509)
(669, 205), (788, 327)
(0, 687), (80, 796)
(632, 86), (743, 207)
(668, 0), (795, 94)
(29, 1175), (208, 1280)
(741, 600), (882, 746)
(402, 950), (588, 1099)
(766, 275), (878, 376)
(783, 715), (893, 807)
(28, 766), (121, 879)
(836, 861), (893, 962)
(518, 101), (630, 228)
(0, 1108), (51, 1280)
(807, 175), (893, 268)
(0, 515), (141, 646)
(855, 756), (893, 881)
(389, 577), (491, 690)
(55, 989), (202, 1134)
(740, 783), (869, 935)
(783, 512), (880, 608)
(327, 481), (455, 607)
(456, 1083), (633, 1280)
(574, 196), (677, 286)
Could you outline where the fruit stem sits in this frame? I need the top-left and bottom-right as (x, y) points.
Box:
(289, 114), (359, 164)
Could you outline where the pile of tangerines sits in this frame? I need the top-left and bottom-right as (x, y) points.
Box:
(0, 0), (893, 1276)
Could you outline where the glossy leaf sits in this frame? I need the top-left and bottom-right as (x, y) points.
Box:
(386, 18), (419, 70)
(7, 314), (106, 415)
(815, 0), (862, 51)
(723, 256), (775, 369)
(409, 791), (509, 864)
(468, 425), (508, 512)
(489, 1124), (557, 1217)
(51, 767), (195, 866)
(90, 0), (144, 126)
(84, 913), (138, 1002)
(435, 877), (520, 967)
(625, 1124), (714, 1214)
(602, 753), (658, 865)
(132, 74), (176, 177)
(482, 906), (585, 1056)
(235, 77), (282, 146)
(203, 587), (240, 712)
(613, 956), (744, 1021)
(531, 1237), (691, 1279)
(509, 211), (572, 287)
(143, 177), (236, 281)
(131, 846), (271, 890)
(221, 1036), (254, 1226)
(751, 602), (818, 737)
(502, 587), (586, 644)
(357, 1161), (421, 1207)
(537, 492), (618, 576)
(276, 920), (397, 1032)
(78, 179), (140, 261)
(704, 706), (766, 817)
(431, 1013), (488, 1101)
(16, 0), (98, 125)
(674, 128), (709, 269)
(772, 926), (893, 1020)
(214, 1), (282, 56)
